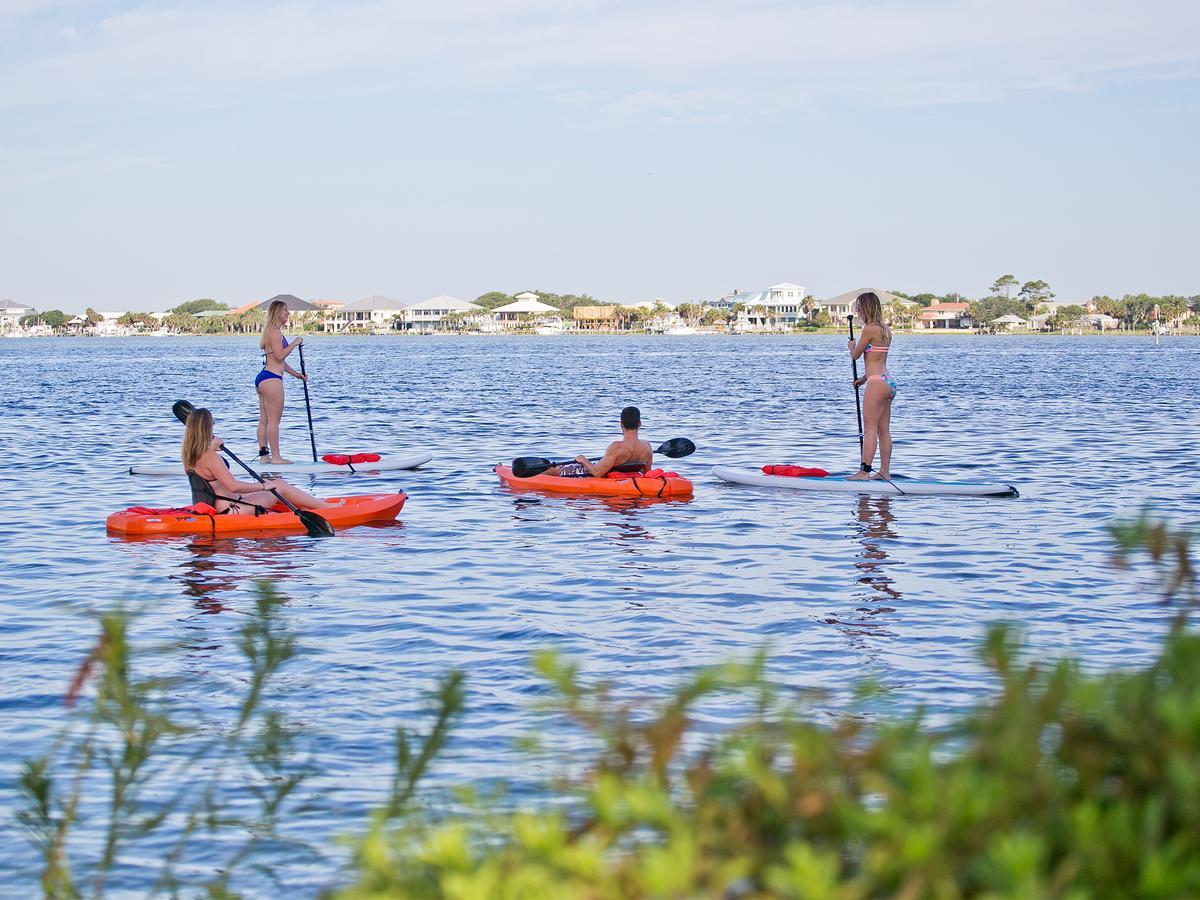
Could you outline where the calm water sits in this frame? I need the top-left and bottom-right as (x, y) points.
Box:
(1, 334), (1197, 892)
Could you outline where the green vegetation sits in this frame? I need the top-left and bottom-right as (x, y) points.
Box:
(21, 309), (67, 328)
(990, 274), (1019, 298)
(18, 517), (1200, 897)
(19, 588), (314, 896)
(170, 298), (228, 316)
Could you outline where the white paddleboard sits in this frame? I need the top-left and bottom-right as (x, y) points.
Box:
(712, 465), (1018, 497)
(130, 452), (433, 477)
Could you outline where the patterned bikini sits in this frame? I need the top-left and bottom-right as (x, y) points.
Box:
(864, 342), (897, 399)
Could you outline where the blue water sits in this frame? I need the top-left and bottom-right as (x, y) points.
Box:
(1, 334), (1196, 893)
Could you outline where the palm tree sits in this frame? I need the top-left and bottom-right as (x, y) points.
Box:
(884, 300), (913, 331)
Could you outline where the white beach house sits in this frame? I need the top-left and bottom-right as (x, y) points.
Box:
(0, 299), (36, 333)
(328, 295), (408, 333)
(401, 295), (482, 333)
(716, 282), (807, 330)
(492, 293), (560, 329)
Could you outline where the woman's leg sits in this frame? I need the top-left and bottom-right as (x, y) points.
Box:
(225, 484), (333, 513)
(259, 380), (291, 463)
(256, 384), (270, 455)
(876, 395), (894, 479)
(268, 481), (334, 509)
(849, 382), (886, 480)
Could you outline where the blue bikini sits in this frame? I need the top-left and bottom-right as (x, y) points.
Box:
(255, 336), (288, 387)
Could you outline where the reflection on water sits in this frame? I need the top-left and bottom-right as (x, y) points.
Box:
(854, 496), (903, 604)
(823, 496), (903, 650)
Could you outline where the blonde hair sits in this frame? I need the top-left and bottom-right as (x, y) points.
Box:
(181, 407), (214, 470)
(855, 291), (884, 327)
(259, 299), (289, 349)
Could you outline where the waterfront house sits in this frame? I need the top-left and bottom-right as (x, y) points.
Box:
(917, 301), (972, 330)
(1084, 313), (1120, 331)
(401, 295), (481, 333)
(93, 311), (140, 336)
(572, 305), (620, 331)
(493, 295), (560, 329)
(991, 313), (1029, 332)
(818, 289), (918, 328)
(329, 295), (408, 333)
(0, 299), (36, 333)
(257, 294), (319, 313)
(716, 282), (807, 330)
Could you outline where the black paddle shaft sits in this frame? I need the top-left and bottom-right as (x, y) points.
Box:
(298, 343), (318, 463)
(171, 400), (334, 536)
(848, 316), (864, 455)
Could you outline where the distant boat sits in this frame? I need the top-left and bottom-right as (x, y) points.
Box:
(665, 325), (698, 336)
(535, 317), (565, 335)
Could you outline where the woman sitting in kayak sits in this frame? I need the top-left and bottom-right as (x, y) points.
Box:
(547, 406), (653, 478)
(256, 299), (306, 464)
(847, 291), (897, 482)
(183, 407), (332, 514)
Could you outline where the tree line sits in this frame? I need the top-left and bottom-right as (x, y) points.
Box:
(891, 275), (1196, 332)
(13, 281), (1197, 335)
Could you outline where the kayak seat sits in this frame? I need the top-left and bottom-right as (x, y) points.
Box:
(186, 470), (268, 515)
(188, 470), (217, 506)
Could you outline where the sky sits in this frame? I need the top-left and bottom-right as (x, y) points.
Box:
(1, 0), (1198, 312)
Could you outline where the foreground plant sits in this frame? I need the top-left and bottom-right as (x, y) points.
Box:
(18, 583), (319, 896)
(20, 519), (1197, 897)
(342, 517), (1199, 898)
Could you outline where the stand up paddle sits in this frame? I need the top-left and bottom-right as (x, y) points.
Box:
(512, 437), (696, 479)
(297, 343), (318, 463)
(172, 400), (334, 537)
(848, 315), (864, 454)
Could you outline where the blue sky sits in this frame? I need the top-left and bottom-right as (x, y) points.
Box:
(2, 0), (1198, 312)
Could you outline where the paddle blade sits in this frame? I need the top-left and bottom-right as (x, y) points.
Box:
(656, 437), (696, 459)
(511, 456), (554, 479)
(298, 509), (335, 537)
(172, 399), (196, 425)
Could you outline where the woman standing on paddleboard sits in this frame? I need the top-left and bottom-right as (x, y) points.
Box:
(847, 291), (897, 482)
(255, 299), (306, 464)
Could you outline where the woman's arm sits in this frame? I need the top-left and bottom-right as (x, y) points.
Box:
(848, 324), (877, 362)
(284, 363), (305, 380)
(204, 450), (270, 493)
(265, 330), (302, 365)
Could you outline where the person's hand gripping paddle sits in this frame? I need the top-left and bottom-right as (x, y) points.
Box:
(511, 437), (696, 479)
(172, 400), (334, 537)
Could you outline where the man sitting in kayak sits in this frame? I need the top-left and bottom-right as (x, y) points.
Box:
(183, 407), (334, 514)
(547, 406), (654, 478)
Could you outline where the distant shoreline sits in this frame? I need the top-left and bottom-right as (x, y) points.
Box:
(4, 329), (1195, 340)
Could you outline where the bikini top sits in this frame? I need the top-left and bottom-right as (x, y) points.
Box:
(263, 334), (289, 366)
(865, 342), (889, 353)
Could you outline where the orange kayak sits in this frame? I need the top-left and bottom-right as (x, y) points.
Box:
(106, 493), (407, 536)
(494, 465), (693, 498)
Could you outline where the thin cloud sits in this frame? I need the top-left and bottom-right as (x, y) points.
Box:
(0, 0), (1197, 115)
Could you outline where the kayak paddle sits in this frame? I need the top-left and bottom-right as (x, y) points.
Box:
(298, 343), (318, 463)
(512, 437), (696, 479)
(171, 400), (335, 537)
